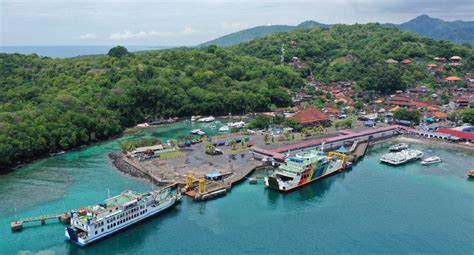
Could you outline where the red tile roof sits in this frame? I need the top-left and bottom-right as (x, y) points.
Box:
(401, 59), (413, 64)
(413, 101), (428, 108)
(433, 112), (448, 119)
(445, 76), (462, 81)
(291, 105), (329, 124)
(437, 128), (474, 140)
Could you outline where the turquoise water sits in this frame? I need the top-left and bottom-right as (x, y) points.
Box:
(1, 123), (473, 254)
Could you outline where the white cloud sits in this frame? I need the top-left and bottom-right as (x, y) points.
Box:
(108, 28), (198, 40)
(79, 33), (97, 40)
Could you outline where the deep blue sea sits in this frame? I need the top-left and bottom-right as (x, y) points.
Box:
(0, 46), (168, 58)
(0, 122), (473, 254)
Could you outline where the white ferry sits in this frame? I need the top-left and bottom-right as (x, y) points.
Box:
(264, 151), (350, 192)
(65, 187), (181, 246)
(380, 149), (424, 166)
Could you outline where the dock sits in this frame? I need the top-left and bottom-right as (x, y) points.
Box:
(347, 141), (369, 163)
(11, 212), (71, 231)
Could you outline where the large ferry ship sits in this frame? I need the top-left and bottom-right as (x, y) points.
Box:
(65, 187), (181, 246)
(264, 151), (350, 192)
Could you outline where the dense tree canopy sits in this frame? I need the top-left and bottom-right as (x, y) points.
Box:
(232, 24), (473, 94)
(0, 47), (303, 170)
(393, 109), (422, 123)
(107, 46), (129, 58)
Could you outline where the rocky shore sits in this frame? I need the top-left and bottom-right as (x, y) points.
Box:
(108, 152), (150, 180)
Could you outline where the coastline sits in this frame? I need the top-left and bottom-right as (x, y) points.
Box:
(392, 136), (474, 153)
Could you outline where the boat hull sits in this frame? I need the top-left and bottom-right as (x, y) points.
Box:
(264, 163), (350, 192)
(65, 197), (179, 246)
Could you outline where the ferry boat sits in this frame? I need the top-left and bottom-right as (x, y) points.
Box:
(380, 149), (424, 166)
(421, 156), (441, 165)
(65, 187), (181, 246)
(264, 151), (350, 192)
(389, 143), (408, 152)
(198, 116), (215, 122)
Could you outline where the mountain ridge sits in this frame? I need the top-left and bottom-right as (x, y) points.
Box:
(200, 15), (474, 47)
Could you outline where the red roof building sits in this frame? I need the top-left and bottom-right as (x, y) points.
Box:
(291, 105), (329, 126)
(413, 101), (428, 108)
(433, 112), (448, 119)
(401, 59), (413, 65)
(437, 128), (474, 141)
(445, 76), (462, 81)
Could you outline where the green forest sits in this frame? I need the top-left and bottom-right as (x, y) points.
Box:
(232, 24), (473, 93)
(1, 23), (473, 171)
(0, 47), (302, 170)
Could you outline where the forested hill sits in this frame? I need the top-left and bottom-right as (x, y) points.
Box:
(395, 15), (474, 45)
(231, 24), (473, 93)
(200, 21), (329, 47)
(0, 47), (303, 171)
(200, 15), (473, 47)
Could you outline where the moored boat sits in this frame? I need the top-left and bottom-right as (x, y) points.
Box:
(389, 143), (408, 152)
(191, 129), (206, 136)
(227, 121), (246, 129)
(468, 170), (474, 179)
(218, 126), (230, 132)
(421, 156), (441, 165)
(264, 151), (350, 192)
(65, 187), (180, 246)
(380, 149), (424, 166)
(198, 116), (215, 122)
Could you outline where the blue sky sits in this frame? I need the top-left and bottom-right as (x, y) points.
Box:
(1, 0), (473, 46)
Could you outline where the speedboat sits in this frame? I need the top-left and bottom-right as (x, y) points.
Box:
(421, 156), (441, 165)
(389, 143), (408, 152)
(218, 126), (230, 132)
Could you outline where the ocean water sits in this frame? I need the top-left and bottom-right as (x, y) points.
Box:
(0, 122), (473, 254)
(0, 46), (167, 58)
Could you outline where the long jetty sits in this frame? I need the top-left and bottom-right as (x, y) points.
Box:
(11, 212), (71, 231)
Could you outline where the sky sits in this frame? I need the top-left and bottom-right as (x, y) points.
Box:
(1, 0), (473, 46)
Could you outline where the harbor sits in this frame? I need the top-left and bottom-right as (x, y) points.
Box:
(2, 120), (474, 254)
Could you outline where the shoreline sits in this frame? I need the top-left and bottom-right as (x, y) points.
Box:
(390, 136), (474, 153)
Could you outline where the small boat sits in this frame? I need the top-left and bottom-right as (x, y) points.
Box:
(421, 156), (441, 165)
(191, 115), (201, 122)
(50, 150), (65, 156)
(198, 116), (215, 122)
(218, 126), (230, 132)
(389, 143), (408, 152)
(468, 170), (474, 179)
(190, 129), (205, 136)
(227, 121), (246, 129)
